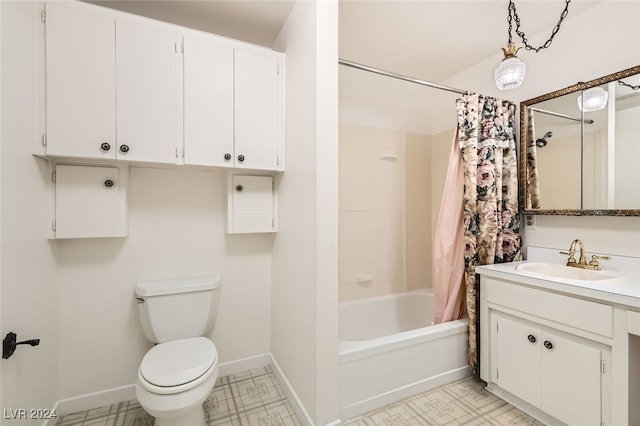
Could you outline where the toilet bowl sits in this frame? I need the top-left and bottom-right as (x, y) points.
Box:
(136, 337), (219, 426)
(134, 276), (222, 425)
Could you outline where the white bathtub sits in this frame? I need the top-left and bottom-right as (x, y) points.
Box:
(338, 289), (470, 420)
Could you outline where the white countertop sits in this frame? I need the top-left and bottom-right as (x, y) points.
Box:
(477, 261), (640, 310)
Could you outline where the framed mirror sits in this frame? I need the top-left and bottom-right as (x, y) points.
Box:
(520, 65), (640, 216)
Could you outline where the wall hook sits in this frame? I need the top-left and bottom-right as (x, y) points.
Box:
(2, 332), (40, 359)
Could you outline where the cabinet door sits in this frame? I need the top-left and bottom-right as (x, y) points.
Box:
(55, 165), (128, 239)
(234, 49), (281, 170)
(116, 19), (183, 164)
(183, 36), (234, 167)
(541, 331), (602, 426)
(493, 314), (542, 407)
(46, 3), (116, 159)
(228, 175), (275, 233)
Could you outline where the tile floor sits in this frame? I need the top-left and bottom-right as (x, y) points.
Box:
(55, 368), (542, 426)
(55, 366), (300, 426)
(345, 377), (544, 426)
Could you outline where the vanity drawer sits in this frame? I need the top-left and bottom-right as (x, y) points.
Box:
(485, 278), (613, 338)
(628, 310), (640, 336)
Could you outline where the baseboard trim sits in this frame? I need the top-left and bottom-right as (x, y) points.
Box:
(42, 401), (60, 426)
(218, 353), (271, 377)
(270, 354), (314, 426)
(54, 384), (136, 418)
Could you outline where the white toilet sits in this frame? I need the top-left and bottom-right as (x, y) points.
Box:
(134, 275), (221, 426)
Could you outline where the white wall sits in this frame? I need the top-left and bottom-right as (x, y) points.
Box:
(1, 2), (59, 423)
(53, 167), (274, 399)
(271, 1), (339, 424)
(1, 0), (3, 412)
(439, 1), (640, 258)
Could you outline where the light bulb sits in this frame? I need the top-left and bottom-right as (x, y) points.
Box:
(577, 87), (608, 112)
(495, 55), (526, 90)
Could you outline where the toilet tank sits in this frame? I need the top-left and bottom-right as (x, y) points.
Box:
(135, 275), (221, 343)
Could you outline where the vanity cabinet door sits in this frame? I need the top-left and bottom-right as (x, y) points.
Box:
(183, 35), (234, 167)
(45, 2), (116, 159)
(492, 314), (542, 407)
(116, 18), (183, 165)
(541, 331), (602, 426)
(492, 312), (604, 426)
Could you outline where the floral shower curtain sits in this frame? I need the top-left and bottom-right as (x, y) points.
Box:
(457, 94), (522, 374)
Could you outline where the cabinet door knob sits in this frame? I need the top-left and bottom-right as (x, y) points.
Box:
(235, 185), (243, 192)
(119, 144), (130, 153)
(543, 340), (553, 350)
(100, 142), (111, 152)
(237, 154), (245, 163)
(104, 179), (114, 188)
(527, 334), (536, 343)
(224, 153), (232, 161)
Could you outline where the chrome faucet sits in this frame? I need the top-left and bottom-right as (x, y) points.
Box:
(560, 239), (610, 270)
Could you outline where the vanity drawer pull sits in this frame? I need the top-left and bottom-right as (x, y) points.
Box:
(544, 340), (553, 350)
(527, 334), (536, 343)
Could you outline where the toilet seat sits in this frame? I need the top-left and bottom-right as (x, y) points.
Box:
(139, 337), (218, 395)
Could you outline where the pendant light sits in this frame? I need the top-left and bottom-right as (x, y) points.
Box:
(495, 0), (572, 91)
(577, 87), (608, 112)
(495, 43), (526, 90)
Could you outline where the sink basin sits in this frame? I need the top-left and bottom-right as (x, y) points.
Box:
(515, 262), (620, 281)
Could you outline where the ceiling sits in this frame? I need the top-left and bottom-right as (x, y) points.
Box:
(90, 0), (296, 47)
(90, 0), (603, 134)
(338, 1), (601, 83)
(91, 0), (601, 82)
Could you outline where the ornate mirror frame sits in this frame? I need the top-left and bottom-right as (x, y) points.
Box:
(519, 64), (640, 216)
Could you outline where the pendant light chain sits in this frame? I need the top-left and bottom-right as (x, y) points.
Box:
(618, 80), (640, 91)
(508, 0), (571, 53)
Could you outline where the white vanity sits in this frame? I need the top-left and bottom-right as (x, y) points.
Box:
(478, 246), (640, 426)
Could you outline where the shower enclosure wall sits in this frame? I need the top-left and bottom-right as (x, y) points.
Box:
(339, 123), (434, 302)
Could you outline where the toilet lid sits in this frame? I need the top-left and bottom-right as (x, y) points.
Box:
(140, 337), (217, 387)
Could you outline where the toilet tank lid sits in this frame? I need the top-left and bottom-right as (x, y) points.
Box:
(136, 275), (221, 297)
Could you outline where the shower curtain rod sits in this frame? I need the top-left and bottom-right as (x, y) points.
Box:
(339, 58), (468, 96)
(529, 107), (594, 124)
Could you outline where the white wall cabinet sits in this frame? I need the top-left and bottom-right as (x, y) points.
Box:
(234, 49), (283, 171)
(45, 2), (116, 159)
(183, 35), (234, 167)
(116, 18), (183, 165)
(53, 165), (128, 239)
(183, 40), (283, 170)
(44, 2), (284, 171)
(227, 174), (276, 233)
(491, 313), (604, 426)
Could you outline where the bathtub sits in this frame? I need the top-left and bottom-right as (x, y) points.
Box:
(338, 289), (470, 420)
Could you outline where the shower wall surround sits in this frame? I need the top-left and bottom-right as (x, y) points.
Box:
(339, 123), (445, 301)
